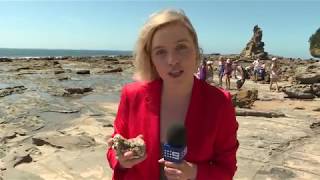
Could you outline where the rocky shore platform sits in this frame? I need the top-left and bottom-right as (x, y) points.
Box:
(0, 56), (319, 179)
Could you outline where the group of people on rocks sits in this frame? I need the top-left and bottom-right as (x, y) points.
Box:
(197, 56), (281, 91)
(247, 57), (281, 91)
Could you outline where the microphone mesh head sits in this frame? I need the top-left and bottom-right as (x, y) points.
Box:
(166, 123), (186, 148)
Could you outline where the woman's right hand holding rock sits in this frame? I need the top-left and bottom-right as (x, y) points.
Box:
(107, 134), (147, 169)
(117, 149), (147, 168)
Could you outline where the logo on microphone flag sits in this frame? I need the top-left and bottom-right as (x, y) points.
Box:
(163, 144), (187, 163)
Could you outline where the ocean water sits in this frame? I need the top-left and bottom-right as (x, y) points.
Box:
(0, 48), (132, 58)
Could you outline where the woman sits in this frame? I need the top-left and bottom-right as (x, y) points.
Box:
(270, 57), (280, 91)
(252, 58), (261, 82)
(218, 56), (225, 87)
(106, 9), (239, 180)
(259, 61), (266, 81)
(224, 58), (233, 90)
(206, 60), (214, 83)
(233, 60), (245, 90)
(199, 59), (207, 81)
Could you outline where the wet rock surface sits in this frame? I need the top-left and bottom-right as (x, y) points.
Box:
(0, 57), (132, 179)
(232, 78), (320, 179)
(203, 55), (320, 179)
(1, 56), (319, 179)
(32, 134), (96, 150)
(0, 85), (26, 97)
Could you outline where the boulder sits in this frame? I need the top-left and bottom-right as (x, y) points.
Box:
(236, 108), (285, 118)
(57, 76), (70, 81)
(232, 89), (258, 108)
(64, 87), (93, 95)
(97, 67), (123, 74)
(295, 73), (320, 84)
(283, 88), (315, 99)
(76, 70), (90, 74)
(306, 64), (320, 73)
(313, 107), (320, 112)
(310, 122), (320, 129)
(311, 83), (320, 97)
(283, 83), (320, 99)
(0, 58), (12, 62)
(53, 70), (65, 74)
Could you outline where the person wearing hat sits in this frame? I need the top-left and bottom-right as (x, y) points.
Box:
(233, 60), (246, 90)
(270, 57), (280, 91)
(252, 58), (261, 82)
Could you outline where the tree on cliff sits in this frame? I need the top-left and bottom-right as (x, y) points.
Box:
(309, 28), (320, 57)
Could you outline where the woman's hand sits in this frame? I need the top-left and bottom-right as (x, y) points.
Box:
(158, 158), (197, 180)
(117, 149), (147, 168)
(107, 135), (147, 169)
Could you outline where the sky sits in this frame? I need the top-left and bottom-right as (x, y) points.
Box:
(0, 0), (319, 59)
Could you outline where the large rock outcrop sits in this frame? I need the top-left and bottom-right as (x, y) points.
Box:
(309, 27), (320, 58)
(241, 25), (268, 59)
(310, 48), (320, 58)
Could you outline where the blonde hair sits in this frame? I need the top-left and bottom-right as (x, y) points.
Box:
(133, 9), (201, 81)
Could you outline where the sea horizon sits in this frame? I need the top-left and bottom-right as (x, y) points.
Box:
(0, 48), (133, 58)
(0, 47), (317, 60)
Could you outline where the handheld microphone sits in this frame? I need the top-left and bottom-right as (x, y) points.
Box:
(163, 123), (187, 163)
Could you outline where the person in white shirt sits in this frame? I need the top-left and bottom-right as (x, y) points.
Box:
(252, 58), (261, 82)
(270, 57), (280, 91)
(206, 60), (214, 83)
(233, 60), (245, 90)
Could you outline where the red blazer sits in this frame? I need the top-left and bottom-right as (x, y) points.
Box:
(107, 77), (239, 180)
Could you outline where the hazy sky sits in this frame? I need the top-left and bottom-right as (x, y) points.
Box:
(0, 0), (319, 58)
